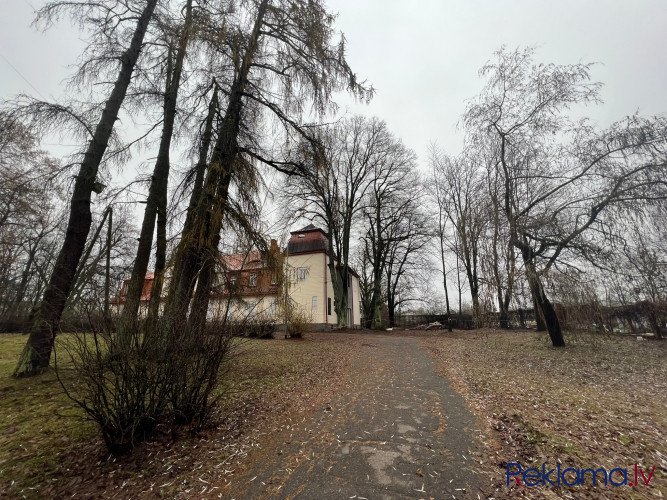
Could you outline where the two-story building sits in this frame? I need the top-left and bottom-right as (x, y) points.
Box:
(112, 225), (361, 329)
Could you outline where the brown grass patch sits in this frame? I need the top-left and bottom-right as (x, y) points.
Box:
(420, 329), (667, 499)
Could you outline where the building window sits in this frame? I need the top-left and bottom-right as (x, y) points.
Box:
(328, 297), (332, 316)
(249, 273), (257, 287)
(229, 275), (237, 287)
(297, 267), (308, 282)
(312, 296), (318, 310)
(271, 274), (278, 285)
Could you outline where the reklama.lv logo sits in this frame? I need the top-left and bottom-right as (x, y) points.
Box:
(507, 462), (656, 487)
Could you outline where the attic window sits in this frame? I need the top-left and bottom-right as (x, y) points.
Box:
(298, 234), (305, 238)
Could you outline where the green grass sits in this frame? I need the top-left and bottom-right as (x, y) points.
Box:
(0, 334), (97, 499)
(0, 332), (352, 499)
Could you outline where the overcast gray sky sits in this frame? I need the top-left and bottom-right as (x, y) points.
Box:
(1, 0), (667, 164)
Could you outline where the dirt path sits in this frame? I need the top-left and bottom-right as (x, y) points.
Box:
(230, 333), (485, 499)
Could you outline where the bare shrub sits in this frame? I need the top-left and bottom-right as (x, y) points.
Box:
(55, 329), (172, 455)
(244, 316), (277, 339)
(55, 317), (235, 454)
(284, 304), (312, 339)
(166, 322), (234, 426)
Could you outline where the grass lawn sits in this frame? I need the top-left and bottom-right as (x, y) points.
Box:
(2, 329), (665, 499)
(0, 332), (357, 499)
(421, 329), (667, 499)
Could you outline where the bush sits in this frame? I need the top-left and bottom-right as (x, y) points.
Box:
(284, 304), (312, 339)
(167, 322), (234, 425)
(55, 330), (172, 455)
(244, 317), (277, 339)
(55, 319), (234, 454)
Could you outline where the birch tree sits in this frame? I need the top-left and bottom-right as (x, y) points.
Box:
(464, 46), (667, 346)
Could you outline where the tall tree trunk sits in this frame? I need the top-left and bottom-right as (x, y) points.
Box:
(370, 280), (383, 329)
(327, 234), (349, 328)
(184, 85), (219, 236)
(438, 224), (452, 331)
(186, 236), (219, 334)
(369, 212), (384, 329)
(533, 296), (546, 331)
(456, 249), (462, 323)
(122, 0), (193, 329)
(499, 243), (516, 328)
(146, 202), (166, 322)
(523, 258), (564, 347)
(490, 217), (508, 328)
(13, 0), (158, 377)
(104, 207), (112, 325)
(465, 264), (480, 326)
(387, 289), (396, 327)
(161, 85), (218, 321)
(165, 0), (269, 331)
(333, 223), (354, 328)
(13, 233), (43, 311)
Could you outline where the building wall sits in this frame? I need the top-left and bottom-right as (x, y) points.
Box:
(114, 249), (364, 328)
(286, 252), (329, 325)
(208, 294), (278, 322)
(284, 251), (361, 327)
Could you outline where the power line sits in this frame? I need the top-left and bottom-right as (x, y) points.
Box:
(0, 51), (47, 100)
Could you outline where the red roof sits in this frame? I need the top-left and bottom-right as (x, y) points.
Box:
(220, 250), (264, 271)
(111, 274), (155, 304)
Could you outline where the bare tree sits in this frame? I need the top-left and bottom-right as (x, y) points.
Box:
(429, 151), (486, 325)
(0, 114), (62, 323)
(359, 125), (418, 328)
(164, 0), (371, 333)
(384, 201), (431, 327)
(121, 0), (195, 327)
(606, 211), (667, 338)
(282, 116), (385, 327)
(427, 146), (453, 330)
(481, 152), (518, 328)
(463, 46), (667, 346)
(14, 0), (160, 377)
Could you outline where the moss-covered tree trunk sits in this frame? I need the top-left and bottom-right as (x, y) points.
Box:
(165, 0), (269, 331)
